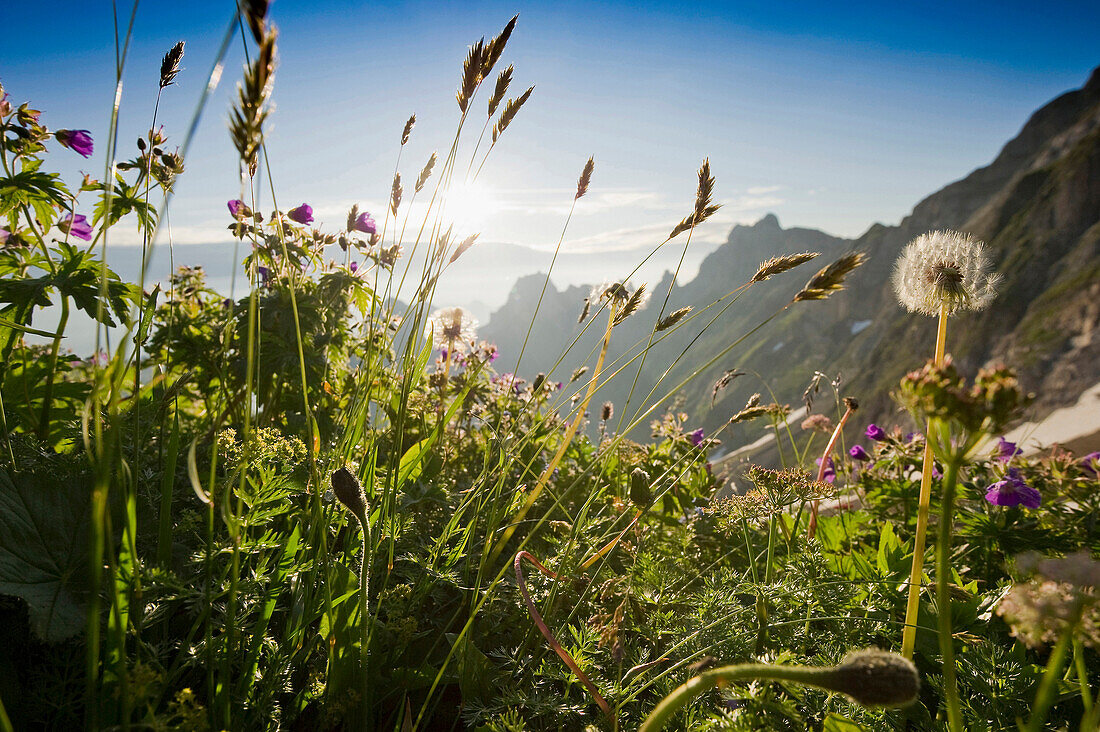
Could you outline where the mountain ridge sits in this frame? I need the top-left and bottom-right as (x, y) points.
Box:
(482, 65), (1100, 448)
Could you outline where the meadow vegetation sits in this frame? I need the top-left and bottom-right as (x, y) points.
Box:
(0, 5), (1098, 731)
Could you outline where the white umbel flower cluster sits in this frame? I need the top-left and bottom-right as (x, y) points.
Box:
(892, 230), (1000, 317)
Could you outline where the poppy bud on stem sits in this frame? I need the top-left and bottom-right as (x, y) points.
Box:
(640, 649), (918, 732)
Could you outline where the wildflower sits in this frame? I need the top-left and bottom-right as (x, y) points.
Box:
(55, 129), (94, 158)
(227, 199), (251, 218)
(849, 445), (871, 461)
(865, 423), (886, 441)
(0, 228), (8, 246)
(256, 265), (270, 286)
(985, 467), (1040, 508)
(801, 413), (834, 433)
(892, 230), (999, 316)
(815, 456), (836, 483)
(430, 307), (477, 351)
(689, 428), (705, 447)
(998, 579), (1100, 649)
(349, 261), (358, 273)
(58, 213), (93, 241)
(288, 203), (314, 225)
(994, 436), (1022, 462)
(351, 211), (376, 235)
(1079, 451), (1100, 477)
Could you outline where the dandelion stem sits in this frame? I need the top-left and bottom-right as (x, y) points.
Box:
(901, 302), (949, 658)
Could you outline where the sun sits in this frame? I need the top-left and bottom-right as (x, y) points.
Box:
(441, 180), (499, 234)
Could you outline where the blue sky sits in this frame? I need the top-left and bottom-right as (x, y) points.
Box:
(2, 1), (1099, 319)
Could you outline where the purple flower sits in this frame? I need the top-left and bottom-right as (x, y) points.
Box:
(815, 456), (836, 483)
(985, 467), (1041, 508)
(689, 428), (706, 447)
(995, 437), (1022, 462)
(1079, 452), (1100, 478)
(288, 203), (313, 225)
(865, 424), (886, 442)
(58, 213), (93, 241)
(55, 129), (94, 158)
(256, 265), (270, 285)
(932, 464), (943, 480)
(439, 346), (448, 361)
(222, 298), (233, 309)
(349, 261), (358, 273)
(227, 199), (252, 218)
(849, 445), (871, 461)
(352, 211), (377, 235)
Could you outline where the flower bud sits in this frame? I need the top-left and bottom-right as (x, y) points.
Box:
(332, 467), (367, 523)
(823, 649), (919, 707)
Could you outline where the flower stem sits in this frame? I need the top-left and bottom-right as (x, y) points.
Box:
(901, 303), (949, 658)
(1024, 619), (1075, 732)
(639, 663), (836, 732)
(935, 457), (962, 731)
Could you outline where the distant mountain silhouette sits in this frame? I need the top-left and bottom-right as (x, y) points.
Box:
(481, 65), (1100, 448)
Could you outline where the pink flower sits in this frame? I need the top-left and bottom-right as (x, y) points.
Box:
(55, 129), (94, 158)
(0, 228), (9, 246)
(288, 203), (313, 225)
(227, 199), (252, 218)
(352, 211), (376, 234)
(58, 213), (93, 241)
(815, 456), (836, 483)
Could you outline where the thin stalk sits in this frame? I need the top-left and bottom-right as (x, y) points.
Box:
(935, 457), (963, 731)
(901, 302), (949, 658)
(36, 297), (69, 440)
(488, 302), (617, 565)
(807, 400), (856, 539)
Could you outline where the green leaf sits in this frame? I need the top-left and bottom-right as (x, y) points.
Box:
(822, 713), (868, 731)
(0, 170), (71, 226)
(0, 465), (94, 642)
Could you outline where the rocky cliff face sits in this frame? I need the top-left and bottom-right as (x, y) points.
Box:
(482, 67), (1100, 444)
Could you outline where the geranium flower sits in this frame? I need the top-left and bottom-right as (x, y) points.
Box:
(351, 211), (376, 234)
(994, 436), (1022, 462)
(865, 423), (886, 442)
(288, 203), (313, 225)
(227, 199), (252, 218)
(815, 456), (836, 483)
(689, 428), (705, 446)
(985, 467), (1041, 508)
(1079, 452), (1100, 478)
(849, 445), (871, 461)
(58, 213), (93, 241)
(55, 129), (94, 158)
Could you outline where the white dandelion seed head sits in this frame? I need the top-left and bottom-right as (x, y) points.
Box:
(892, 230), (1001, 317)
(429, 307), (478, 351)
